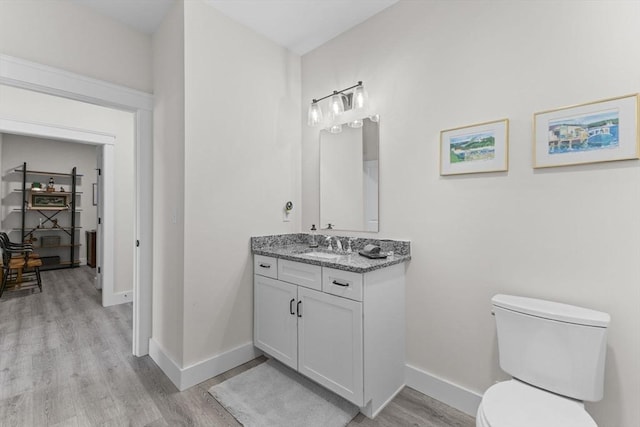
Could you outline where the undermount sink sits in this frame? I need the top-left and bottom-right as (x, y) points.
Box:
(304, 251), (342, 260)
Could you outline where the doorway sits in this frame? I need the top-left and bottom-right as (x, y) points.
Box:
(0, 134), (100, 276)
(0, 54), (153, 356)
(0, 120), (115, 299)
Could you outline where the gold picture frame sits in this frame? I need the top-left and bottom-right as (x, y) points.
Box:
(440, 118), (509, 176)
(533, 94), (639, 168)
(31, 193), (67, 208)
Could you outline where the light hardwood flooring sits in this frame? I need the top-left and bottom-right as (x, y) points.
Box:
(0, 267), (475, 427)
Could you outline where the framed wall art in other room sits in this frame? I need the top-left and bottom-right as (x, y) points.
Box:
(31, 194), (67, 208)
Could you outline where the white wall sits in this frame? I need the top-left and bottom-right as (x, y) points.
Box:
(0, 85), (136, 295)
(0, 0), (152, 92)
(1, 134), (98, 265)
(181, 0), (301, 367)
(302, 1), (640, 425)
(152, 0), (186, 367)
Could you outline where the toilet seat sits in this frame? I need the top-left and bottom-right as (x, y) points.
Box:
(478, 380), (597, 427)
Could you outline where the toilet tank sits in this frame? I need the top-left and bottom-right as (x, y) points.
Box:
(492, 294), (610, 402)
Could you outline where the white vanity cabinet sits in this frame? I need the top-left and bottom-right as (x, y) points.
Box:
(254, 255), (405, 418)
(254, 274), (298, 369)
(297, 285), (364, 405)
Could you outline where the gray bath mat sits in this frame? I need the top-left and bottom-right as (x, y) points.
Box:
(208, 358), (359, 427)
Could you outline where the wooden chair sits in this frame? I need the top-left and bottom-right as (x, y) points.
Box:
(0, 233), (42, 298)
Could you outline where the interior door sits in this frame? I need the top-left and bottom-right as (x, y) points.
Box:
(297, 287), (364, 405)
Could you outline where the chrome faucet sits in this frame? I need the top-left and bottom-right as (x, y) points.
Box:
(325, 235), (333, 251)
(325, 236), (342, 252)
(334, 237), (343, 252)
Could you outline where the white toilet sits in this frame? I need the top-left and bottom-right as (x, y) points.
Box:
(477, 294), (610, 427)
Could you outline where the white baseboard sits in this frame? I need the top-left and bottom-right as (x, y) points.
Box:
(149, 338), (183, 388)
(149, 339), (261, 391)
(405, 364), (482, 417)
(102, 290), (133, 307)
(148, 341), (481, 415)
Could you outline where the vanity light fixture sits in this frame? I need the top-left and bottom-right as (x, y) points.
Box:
(307, 81), (367, 128)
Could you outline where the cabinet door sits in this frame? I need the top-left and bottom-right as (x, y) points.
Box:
(254, 275), (298, 370)
(297, 287), (363, 405)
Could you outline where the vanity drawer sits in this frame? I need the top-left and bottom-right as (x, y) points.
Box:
(322, 267), (363, 302)
(278, 260), (322, 291)
(254, 255), (278, 279)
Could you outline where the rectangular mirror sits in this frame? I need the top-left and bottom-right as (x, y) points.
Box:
(320, 117), (379, 232)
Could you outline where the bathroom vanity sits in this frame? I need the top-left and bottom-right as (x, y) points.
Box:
(252, 234), (410, 418)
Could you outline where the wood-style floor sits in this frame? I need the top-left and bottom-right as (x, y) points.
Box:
(0, 267), (475, 427)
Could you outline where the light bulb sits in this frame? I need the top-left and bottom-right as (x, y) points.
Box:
(329, 124), (342, 134)
(349, 119), (363, 128)
(307, 102), (323, 126)
(352, 85), (367, 110)
(329, 93), (344, 119)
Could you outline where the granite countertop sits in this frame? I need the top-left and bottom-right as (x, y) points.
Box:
(251, 234), (411, 274)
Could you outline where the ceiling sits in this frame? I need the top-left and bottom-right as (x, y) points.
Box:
(71, 0), (399, 55)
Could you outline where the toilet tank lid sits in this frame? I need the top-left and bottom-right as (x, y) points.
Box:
(492, 294), (610, 328)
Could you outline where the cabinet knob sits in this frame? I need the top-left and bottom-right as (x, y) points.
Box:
(297, 300), (302, 318)
(290, 298), (295, 315)
(259, 263), (271, 268)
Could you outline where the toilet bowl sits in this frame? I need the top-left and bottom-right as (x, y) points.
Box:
(480, 294), (610, 427)
(476, 380), (597, 427)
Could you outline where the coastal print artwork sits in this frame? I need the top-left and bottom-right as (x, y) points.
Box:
(440, 119), (508, 175)
(547, 109), (618, 155)
(534, 94), (639, 168)
(450, 131), (496, 163)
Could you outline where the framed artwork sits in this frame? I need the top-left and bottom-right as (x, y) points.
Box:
(533, 94), (639, 168)
(440, 119), (509, 175)
(32, 194), (67, 208)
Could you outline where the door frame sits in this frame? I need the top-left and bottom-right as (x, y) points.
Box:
(0, 54), (153, 357)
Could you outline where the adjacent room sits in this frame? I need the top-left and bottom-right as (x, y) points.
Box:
(1, 134), (98, 272)
(0, 1), (638, 426)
